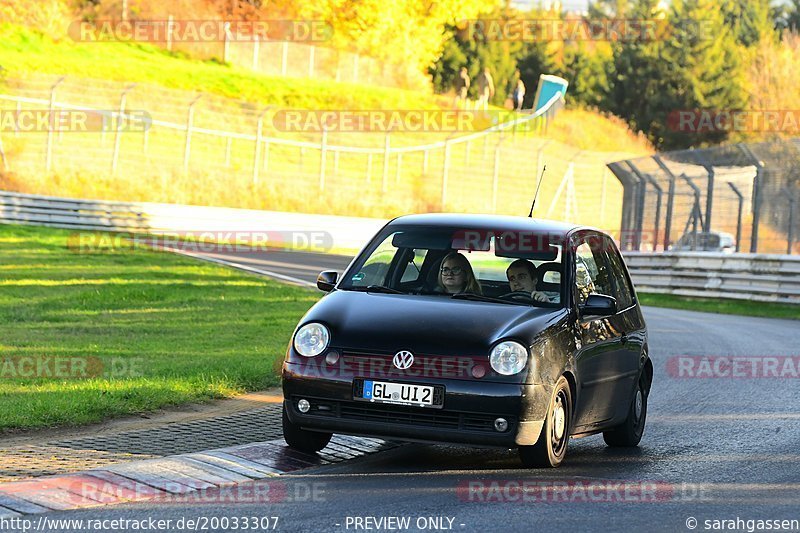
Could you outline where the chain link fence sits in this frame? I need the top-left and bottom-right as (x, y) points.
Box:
(0, 74), (645, 230)
(609, 140), (800, 255)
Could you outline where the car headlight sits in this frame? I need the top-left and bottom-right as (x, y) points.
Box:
(293, 322), (330, 357)
(489, 340), (528, 375)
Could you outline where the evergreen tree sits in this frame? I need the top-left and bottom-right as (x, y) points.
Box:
(429, 10), (527, 105)
(719, 0), (776, 47)
(608, 0), (747, 148)
(774, 0), (800, 32)
(558, 42), (612, 108)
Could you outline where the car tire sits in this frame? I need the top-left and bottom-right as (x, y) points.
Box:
(282, 404), (332, 453)
(518, 376), (572, 468)
(603, 373), (648, 447)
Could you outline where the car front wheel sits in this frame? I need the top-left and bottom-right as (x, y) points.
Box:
(603, 373), (648, 447)
(282, 404), (332, 453)
(518, 375), (572, 468)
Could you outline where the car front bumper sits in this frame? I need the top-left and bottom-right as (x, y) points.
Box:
(282, 362), (549, 447)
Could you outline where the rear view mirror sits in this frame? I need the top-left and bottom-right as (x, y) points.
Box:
(317, 270), (338, 292)
(580, 294), (616, 317)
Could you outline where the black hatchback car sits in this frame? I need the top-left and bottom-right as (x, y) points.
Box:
(282, 214), (651, 467)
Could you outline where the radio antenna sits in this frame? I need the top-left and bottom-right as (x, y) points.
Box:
(528, 164), (547, 218)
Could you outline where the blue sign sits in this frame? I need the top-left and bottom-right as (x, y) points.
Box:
(533, 74), (569, 112)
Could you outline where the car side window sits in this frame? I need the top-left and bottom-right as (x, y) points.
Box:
(574, 237), (615, 305)
(602, 237), (634, 309)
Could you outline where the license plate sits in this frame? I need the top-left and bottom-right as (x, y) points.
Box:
(361, 380), (436, 407)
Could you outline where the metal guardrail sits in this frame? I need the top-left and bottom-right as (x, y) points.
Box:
(625, 252), (800, 304)
(0, 190), (385, 253)
(3, 189), (798, 304)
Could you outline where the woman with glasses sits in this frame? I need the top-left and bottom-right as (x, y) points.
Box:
(437, 252), (482, 295)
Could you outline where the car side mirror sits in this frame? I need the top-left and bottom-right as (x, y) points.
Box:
(580, 294), (617, 317)
(317, 270), (338, 292)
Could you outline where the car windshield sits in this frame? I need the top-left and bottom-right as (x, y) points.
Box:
(338, 226), (564, 307)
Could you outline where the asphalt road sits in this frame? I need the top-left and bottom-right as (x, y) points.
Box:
(20, 250), (800, 533)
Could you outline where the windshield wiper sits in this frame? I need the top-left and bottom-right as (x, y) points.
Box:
(344, 285), (404, 294)
(450, 293), (516, 305)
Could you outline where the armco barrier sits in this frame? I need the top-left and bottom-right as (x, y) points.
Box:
(2, 190), (798, 304)
(0, 190), (385, 253)
(624, 252), (800, 304)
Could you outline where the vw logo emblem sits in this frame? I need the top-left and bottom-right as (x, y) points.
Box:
(393, 350), (414, 370)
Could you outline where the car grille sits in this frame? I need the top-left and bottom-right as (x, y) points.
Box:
(292, 396), (515, 434)
(340, 350), (481, 380)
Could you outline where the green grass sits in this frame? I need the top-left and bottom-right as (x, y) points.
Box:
(0, 223), (319, 431)
(638, 293), (800, 320)
(0, 23), (441, 111)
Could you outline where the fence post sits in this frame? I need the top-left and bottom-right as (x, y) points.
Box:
(727, 181), (744, 252)
(681, 174), (703, 250)
(183, 95), (201, 176)
(253, 107), (269, 185)
(696, 154), (714, 234)
(252, 34), (260, 70)
(626, 161), (648, 251)
(738, 144), (764, 253)
(382, 131), (391, 193)
(441, 139), (452, 208)
(645, 175), (663, 251)
(111, 83), (136, 176)
(654, 155), (676, 250)
(281, 42), (289, 76)
(782, 187), (796, 255)
(319, 127), (328, 191)
(45, 77), (65, 173)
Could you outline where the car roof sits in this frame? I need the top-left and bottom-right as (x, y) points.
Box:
(387, 213), (591, 239)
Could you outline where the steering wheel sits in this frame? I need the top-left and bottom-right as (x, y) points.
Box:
(499, 291), (533, 301)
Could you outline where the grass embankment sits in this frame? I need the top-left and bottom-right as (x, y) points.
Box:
(639, 293), (800, 320)
(0, 224), (318, 431)
(0, 24), (651, 228)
